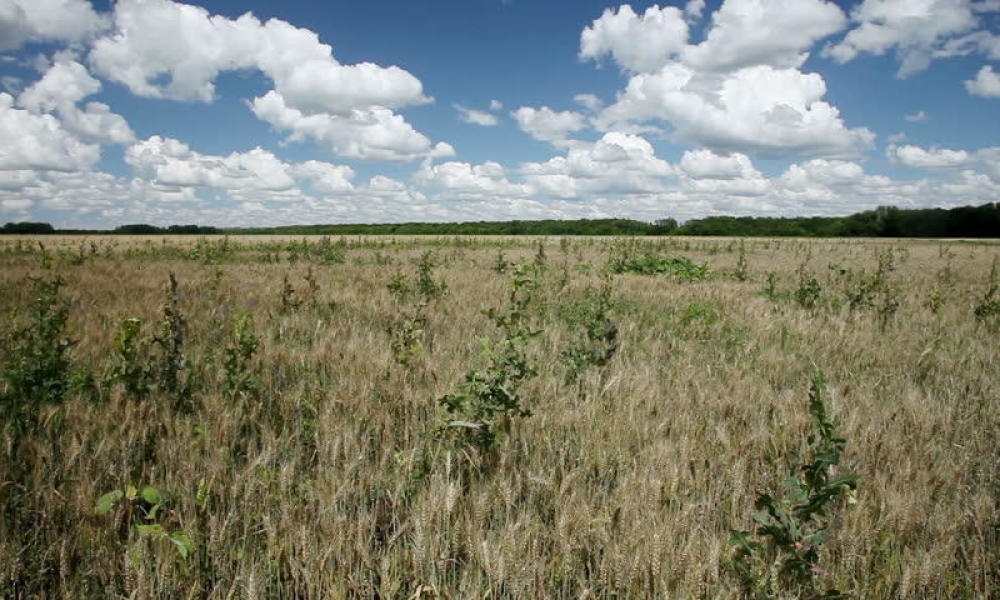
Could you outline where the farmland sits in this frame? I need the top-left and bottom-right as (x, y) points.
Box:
(0, 235), (997, 598)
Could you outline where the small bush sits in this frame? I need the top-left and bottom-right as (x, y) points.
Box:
(439, 264), (541, 452)
(1, 276), (74, 432)
(609, 253), (712, 281)
(730, 371), (858, 599)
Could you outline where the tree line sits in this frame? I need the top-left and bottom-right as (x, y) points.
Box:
(4, 202), (998, 238)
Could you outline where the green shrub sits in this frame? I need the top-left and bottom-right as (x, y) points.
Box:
(730, 371), (858, 599)
(223, 313), (260, 400)
(560, 278), (619, 383)
(609, 253), (712, 281)
(439, 264), (541, 452)
(1, 276), (74, 432)
(105, 317), (153, 399)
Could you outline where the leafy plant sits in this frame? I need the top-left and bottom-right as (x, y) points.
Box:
(974, 256), (1000, 326)
(439, 263), (541, 452)
(794, 263), (822, 310)
(730, 371), (858, 599)
(153, 273), (192, 411)
(493, 250), (510, 274)
(223, 313), (260, 400)
(609, 252), (712, 281)
(95, 483), (194, 562)
(389, 313), (427, 369)
(560, 278), (619, 383)
(1, 276), (74, 432)
(829, 250), (899, 330)
(279, 274), (301, 313)
(105, 317), (153, 399)
(734, 240), (750, 282)
(415, 250), (447, 303)
(763, 271), (779, 300)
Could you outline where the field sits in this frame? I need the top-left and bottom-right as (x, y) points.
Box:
(0, 234), (997, 599)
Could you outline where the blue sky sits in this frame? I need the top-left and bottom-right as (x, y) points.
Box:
(1, 0), (998, 227)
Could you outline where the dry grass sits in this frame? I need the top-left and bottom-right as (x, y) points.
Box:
(0, 235), (997, 599)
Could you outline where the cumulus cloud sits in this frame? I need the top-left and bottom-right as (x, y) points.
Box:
(904, 110), (929, 121)
(0, 92), (100, 171)
(125, 136), (300, 197)
(576, 2), (871, 159)
(0, 0), (107, 51)
(683, 0), (846, 72)
(17, 56), (134, 145)
(680, 149), (759, 180)
(511, 106), (587, 147)
(414, 160), (529, 200)
(251, 90), (454, 161)
(290, 160), (355, 194)
(597, 63), (875, 158)
(87, 0), (443, 160)
(887, 144), (972, 168)
(521, 132), (675, 199)
(685, 0), (706, 21)
(825, 0), (991, 77)
(90, 0), (429, 110)
(966, 65), (1000, 97)
(579, 4), (689, 73)
(573, 93), (603, 111)
(454, 104), (499, 126)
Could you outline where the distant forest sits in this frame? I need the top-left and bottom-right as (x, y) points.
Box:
(4, 202), (999, 238)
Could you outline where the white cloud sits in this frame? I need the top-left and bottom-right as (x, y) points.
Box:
(904, 110), (929, 121)
(573, 93), (603, 111)
(966, 65), (1000, 97)
(18, 55), (99, 110)
(414, 160), (529, 200)
(86, 0), (444, 161)
(0, 0), (107, 51)
(685, 0), (706, 21)
(888, 144), (972, 168)
(1, 197), (32, 211)
(678, 149), (768, 196)
(680, 149), (758, 179)
(489, 99), (503, 111)
(251, 90), (454, 162)
(579, 4), (689, 73)
(17, 56), (134, 145)
(125, 136), (302, 198)
(290, 160), (355, 194)
(825, 0), (986, 77)
(454, 104), (499, 126)
(683, 0), (846, 72)
(89, 0), (430, 110)
(521, 132), (675, 199)
(0, 92), (99, 171)
(597, 63), (875, 158)
(511, 106), (587, 147)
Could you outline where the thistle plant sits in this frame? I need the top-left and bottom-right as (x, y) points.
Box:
(153, 274), (192, 412)
(1, 276), (74, 433)
(222, 313), (260, 401)
(279, 274), (301, 313)
(974, 255), (1000, 326)
(730, 371), (858, 599)
(794, 263), (822, 310)
(105, 317), (152, 399)
(439, 263), (541, 452)
(735, 240), (749, 282)
(95, 483), (194, 563)
(415, 250), (447, 303)
(560, 277), (619, 383)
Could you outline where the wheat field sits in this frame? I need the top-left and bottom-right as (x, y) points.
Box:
(0, 235), (997, 599)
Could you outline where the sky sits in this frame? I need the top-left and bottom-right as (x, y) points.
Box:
(0, 0), (999, 228)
